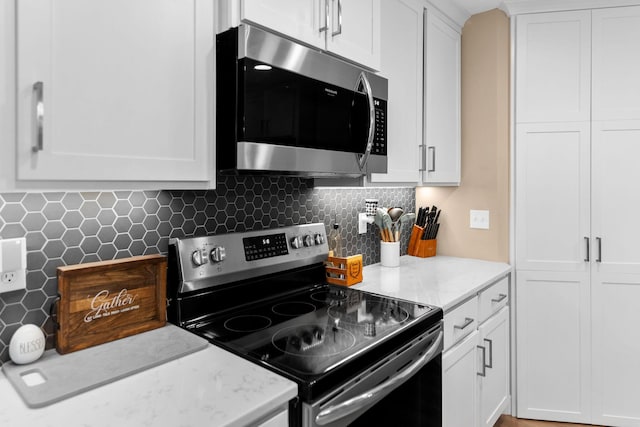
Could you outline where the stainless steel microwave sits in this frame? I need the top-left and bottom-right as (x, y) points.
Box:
(216, 25), (388, 177)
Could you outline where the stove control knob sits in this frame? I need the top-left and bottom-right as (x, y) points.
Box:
(303, 234), (314, 247)
(191, 250), (208, 266)
(291, 236), (303, 249)
(210, 246), (226, 263)
(314, 233), (325, 245)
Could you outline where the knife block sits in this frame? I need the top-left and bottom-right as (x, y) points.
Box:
(325, 254), (363, 287)
(408, 225), (437, 258)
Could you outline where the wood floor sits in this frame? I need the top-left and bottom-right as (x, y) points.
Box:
(495, 415), (602, 427)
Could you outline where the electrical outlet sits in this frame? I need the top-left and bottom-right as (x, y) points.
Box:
(1, 272), (16, 284)
(470, 210), (490, 230)
(0, 237), (27, 293)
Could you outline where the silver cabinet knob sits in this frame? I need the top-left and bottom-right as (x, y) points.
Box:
(210, 246), (226, 263)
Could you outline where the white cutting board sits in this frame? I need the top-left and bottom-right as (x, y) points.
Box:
(2, 324), (208, 408)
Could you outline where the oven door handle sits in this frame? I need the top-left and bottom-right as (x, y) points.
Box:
(315, 330), (443, 426)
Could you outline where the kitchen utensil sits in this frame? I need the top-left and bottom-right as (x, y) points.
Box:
(387, 207), (404, 241)
(380, 208), (395, 242)
(374, 208), (387, 241)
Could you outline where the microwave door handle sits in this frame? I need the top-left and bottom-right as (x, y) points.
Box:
(315, 330), (443, 426)
(355, 72), (375, 171)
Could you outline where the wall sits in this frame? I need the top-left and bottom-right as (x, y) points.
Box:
(416, 9), (510, 262)
(0, 179), (414, 363)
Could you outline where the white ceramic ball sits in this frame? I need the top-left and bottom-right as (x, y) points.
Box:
(9, 324), (46, 364)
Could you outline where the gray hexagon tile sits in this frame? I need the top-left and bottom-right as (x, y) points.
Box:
(0, 178), (414, 363)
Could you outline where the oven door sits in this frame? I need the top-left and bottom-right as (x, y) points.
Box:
(303, 323), (443, 427)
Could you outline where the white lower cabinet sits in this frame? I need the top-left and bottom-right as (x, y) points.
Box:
(478, 307), (510, 427)
(442, 276), (511, 427)
(444, 330), (480, 427)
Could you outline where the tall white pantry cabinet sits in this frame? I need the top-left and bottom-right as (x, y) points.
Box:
(515, 6), (640, 426)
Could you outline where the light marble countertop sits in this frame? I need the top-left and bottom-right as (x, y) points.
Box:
(0, 344), (297, 427)
(355, 255), (512, 311)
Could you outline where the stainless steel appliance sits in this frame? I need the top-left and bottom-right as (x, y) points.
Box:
(216, 25), (388, 177)
(167, 223), (442, 426)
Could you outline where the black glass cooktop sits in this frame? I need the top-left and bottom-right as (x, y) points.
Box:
(191, 283), (440, 398)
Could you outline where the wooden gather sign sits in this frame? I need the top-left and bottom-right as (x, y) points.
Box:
(54, 255), (167, 354)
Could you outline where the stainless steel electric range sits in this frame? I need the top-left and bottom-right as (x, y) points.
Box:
(167, 223), (443, 427)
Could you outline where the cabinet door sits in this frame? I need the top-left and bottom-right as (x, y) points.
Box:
(516, 270), (591, 423)
(16, 0), (213, 182)
(591, 271), (640, 426)
(591, 121), (640, 275)
(443, 330), (479, 427)
(368, 0), (421, 184)
(422, 8), (461, 185)
(241, 0), (324, 50)
(515, 11), (591, 123)
(478, 307), (510, 427)
(592, 6), (640, 121)
(515, 123), (591, 272)
(325, 0), (380, 71)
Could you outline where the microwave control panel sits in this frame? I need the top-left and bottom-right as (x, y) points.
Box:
(371, 98), (387, 156)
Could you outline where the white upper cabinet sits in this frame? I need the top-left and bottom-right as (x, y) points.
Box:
(422, 8), (461, 185)
(368, 0), (422, 184)
(229, 0), (381, 70)
(324, 0), (380, 71)
(16, 0), (213, 184)
(592, 6), (640, 121)
(242, 0), (323, 50)
(515, 11), (591, 123)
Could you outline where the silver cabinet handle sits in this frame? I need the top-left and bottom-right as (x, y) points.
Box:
(584, 236), (590, 262)
(32, 81), (44, 153)
(596, 237), (602, 263)
(477, 345), (486, 377)
(331, 0), (342, 37)
(419, 145), (427, 172)
(315, 331), (443, 425)
(491, 293), (507, 303)
(484, 338), (493, 369)
(319, 0), (329, 33)
(427, 146), (436, 172)
(355, 72), (375, 171)
(453, 317), (474, 330)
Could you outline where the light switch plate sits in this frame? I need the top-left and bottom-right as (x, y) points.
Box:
(470, 210), (490, 230)
(0, 237), (27, 293)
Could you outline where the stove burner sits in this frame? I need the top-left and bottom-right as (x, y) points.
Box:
(327, 304), (410, 326)
(272, 324), (356, 357)
(272, 301), (316, 316)
(310, 290), (348, 303)
(224, 315), (272, 333)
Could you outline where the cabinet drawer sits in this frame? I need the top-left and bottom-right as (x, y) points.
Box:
(478, 276), (509, 323)
(444, 296), (478, 350)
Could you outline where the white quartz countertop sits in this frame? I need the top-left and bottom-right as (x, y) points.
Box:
(355, 255), (512, 311)
(0, 344), (297, 427)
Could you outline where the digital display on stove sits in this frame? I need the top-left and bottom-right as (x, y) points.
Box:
(243, 233), (289, 261)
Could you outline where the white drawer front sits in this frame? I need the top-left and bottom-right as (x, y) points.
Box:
(444, 296), (478, 350)
(478, 276), (509, 323)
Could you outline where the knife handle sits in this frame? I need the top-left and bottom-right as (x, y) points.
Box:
(584, 236), (590, 262)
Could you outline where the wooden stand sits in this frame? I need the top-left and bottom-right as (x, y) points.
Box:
(325, 254), (363, 286)
(408, 225), (437, 258)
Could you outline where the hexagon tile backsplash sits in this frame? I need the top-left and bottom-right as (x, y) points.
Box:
(0, 176), (414, 363)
